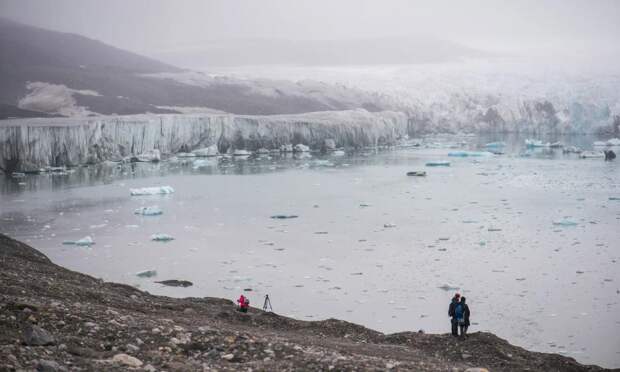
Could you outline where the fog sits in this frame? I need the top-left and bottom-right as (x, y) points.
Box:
(2, 0), (619, 68)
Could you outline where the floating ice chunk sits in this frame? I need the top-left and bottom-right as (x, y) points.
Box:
(133, 149), (160, 162)
(359, 203), (372, 207)
(176, 152), (196, 158)
(280, 144), (294, 153)
(425, 161), (450, 167)
(134, 206), (163, 216)
(594, 138), (620, 147)
(384, 223), (396, 228)
(192, 159), (213, 169)
(406, 171), (426, 176)
(130, 186), (174, 196)
(63, 236), (95, 246)
(233, 149), (251, 156)
(12, 172), (26, 178)
(525, 139), (547, 147)
(562, 146), (582, 154)
(579, 151), (604, 159)
(485, 142), (505, 148)
(293, 144), (310, 153)
(447, 151), (492, 157)
(256, 148), (270, 155)
(332, 150), (345, 156)
(192, 145), (219, 157)
(553, 219), (578, 227)
(151, 233), (174, 241)
(136, 269), (157, 278)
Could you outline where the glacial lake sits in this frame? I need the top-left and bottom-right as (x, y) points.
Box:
(1, 134), (619, 367)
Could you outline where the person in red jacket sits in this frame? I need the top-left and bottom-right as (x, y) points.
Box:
(237, 294), (250, 313)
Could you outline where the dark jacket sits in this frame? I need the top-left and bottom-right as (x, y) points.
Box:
(462, 304), (471, 327)
(448, 298), (458, 318)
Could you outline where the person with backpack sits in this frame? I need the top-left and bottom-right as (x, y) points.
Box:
(459, 296), (471, 337)
(448, 293), (461, 336)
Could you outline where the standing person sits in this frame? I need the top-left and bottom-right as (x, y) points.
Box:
(237, 294), (250, 313)
(459, 296), (471, 337)
(448, 293), (461, 336)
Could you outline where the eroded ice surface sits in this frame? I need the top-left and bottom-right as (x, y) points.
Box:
(1, 134), (619, 368)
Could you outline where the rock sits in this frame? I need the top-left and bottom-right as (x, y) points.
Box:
(222, 353), (235, 361)
(126, 343), (140, 352)
(111, 353), (143, 368)
(464, 369), (489, 372)
(36, 360), (66, 372)
(323, 139), (336, 151)
(143, 364), (157, 372)
(154, 280), (193, 287)
(23, 325), (55, 346)
(136, 269), (157, 278)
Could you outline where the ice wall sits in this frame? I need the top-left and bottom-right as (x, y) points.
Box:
(0, 110), (408, 173)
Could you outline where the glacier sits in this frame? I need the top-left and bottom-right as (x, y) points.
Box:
(0, 110), (408, 173)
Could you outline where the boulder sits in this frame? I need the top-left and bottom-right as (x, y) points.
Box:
(23, 325), (55, 346)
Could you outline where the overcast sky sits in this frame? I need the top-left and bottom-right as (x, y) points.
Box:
(1, 0), (619, 57)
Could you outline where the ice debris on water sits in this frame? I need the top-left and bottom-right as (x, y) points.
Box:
(136, 269), (157, 278)
(553, 219), (578, 227)
(134, 206), (163, 216)
(293, 144), (310, 153)
(233, 149), (251, 156)
(192, 145), (218, 157)
(384, 223), (397, 228)
(130, 186), (174, 196)
(425, 161), (451, 167)
(62, 236), (94, 246)
(593, 138), (620, 147)
(151, 233), (174, 242)
(485, 142), (505, 148)
(447, 151), (493, 157)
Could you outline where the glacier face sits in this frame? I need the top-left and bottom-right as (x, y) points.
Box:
(0, 110), (408, 173)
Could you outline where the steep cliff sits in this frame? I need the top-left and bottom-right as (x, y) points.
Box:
(0, 110), (408, 173)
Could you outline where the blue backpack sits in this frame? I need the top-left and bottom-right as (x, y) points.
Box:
(454, 303), (464, 321)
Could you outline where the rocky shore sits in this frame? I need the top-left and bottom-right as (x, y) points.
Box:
(0, 233), (608, 371)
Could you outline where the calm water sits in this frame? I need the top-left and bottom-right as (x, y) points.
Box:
(1, 134), (619, 367)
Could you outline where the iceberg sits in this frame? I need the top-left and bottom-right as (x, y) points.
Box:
(151, 233), (174, 242)
(579, 151), (604, 159)
(553, 219), (578, 227)
(332, 150), (345, 156)
(192, 145), (219, 157)
(233, 149), (251, 156)
(132, 149), (160, 162)
(447, 151), (493, 157)
(134, 206), (163, 216)
(62, 236), (95, 246)
(280, 144), (294, 153)
(484, 142), (505, 148)
(130, 186), (175, 196)
(425, 161), (451, 167)
(293, 144), (310, 153)
(594, 138), (620, 147)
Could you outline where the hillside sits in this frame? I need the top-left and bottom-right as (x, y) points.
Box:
(0, 18), (391, 119)
(0, 233), (607, 371)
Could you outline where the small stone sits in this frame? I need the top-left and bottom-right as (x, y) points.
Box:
(36, 360), (66, 372)
(143, 364), (157, 372)
(183, 308), (195, 314)
(126, 343), (140, 352)
(111, 353), (143, 368)
(465, 369), (489, 372)
(23, 325), (55, 346)
(222, 353), (235, 361)
(84, 322), (96, 328)
(462, 353), (472, 359)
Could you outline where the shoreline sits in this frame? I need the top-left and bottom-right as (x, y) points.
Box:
(0, 233), (608, 371)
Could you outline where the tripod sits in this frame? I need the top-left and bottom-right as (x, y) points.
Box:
(262, 294), (273, 312)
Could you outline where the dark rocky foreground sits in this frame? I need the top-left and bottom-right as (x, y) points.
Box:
(0, 234), (609, 371)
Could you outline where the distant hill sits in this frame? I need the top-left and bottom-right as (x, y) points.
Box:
(0, 18), (394, 119)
